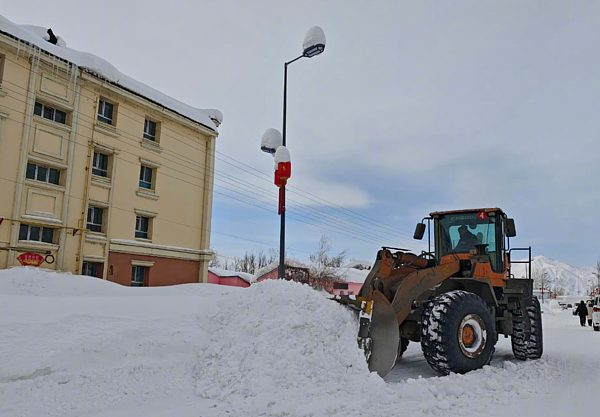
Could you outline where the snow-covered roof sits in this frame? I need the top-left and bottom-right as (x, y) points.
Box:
(343, 260), (374, 270)
(331, 267), (369, 284)
(252, 258), (309, 283)
(208, 268), (253, 284)
(0, 14), (222, 132)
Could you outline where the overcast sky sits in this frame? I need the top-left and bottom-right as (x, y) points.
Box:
(3, 1), (600, 267)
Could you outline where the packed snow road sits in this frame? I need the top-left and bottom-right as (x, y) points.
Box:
(0, 268), (597, 417)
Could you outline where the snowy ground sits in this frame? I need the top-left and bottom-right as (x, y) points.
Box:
(0, 268), (597, 417)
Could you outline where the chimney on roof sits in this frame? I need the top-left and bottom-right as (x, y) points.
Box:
(47, 28), (58, 45)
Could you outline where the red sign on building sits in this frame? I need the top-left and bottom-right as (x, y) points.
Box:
(16, 253), (45, 267)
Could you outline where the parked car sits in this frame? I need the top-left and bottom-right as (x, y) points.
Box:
(592, 296), (600, 331)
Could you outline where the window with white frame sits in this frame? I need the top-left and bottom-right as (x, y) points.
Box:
(82, 262), (102, 278)
(135, 215), (150, 239)
(26, 162), (61, 185)
(131, 266), (146, 287)
(143, 119), (157, 141)
(97, 99), (114, 125)
(18, 224), (54, 244)
(34, 102), (67, 124)
(87, 206), (104, 233)
(92, 151), (109, 177)
(139, 165), (153, 189)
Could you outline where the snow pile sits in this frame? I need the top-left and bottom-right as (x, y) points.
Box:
(0, 268), (561, 416)
(0, 266), (124, 296)
(0, 14), (222, 130)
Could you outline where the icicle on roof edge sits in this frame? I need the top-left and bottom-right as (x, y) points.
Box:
(0, 14), (222, 131)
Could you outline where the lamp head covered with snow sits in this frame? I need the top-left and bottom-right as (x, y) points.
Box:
(302, 26), (326, 58)
(261, 128), (283, 154)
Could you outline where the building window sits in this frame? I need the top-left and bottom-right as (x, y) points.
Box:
(139, 166), (153, 189)
(34, 102), (67, 124)
(333, 282), (349, 290)
(135, 215), (150, 239)
(26, 162), (60, 185)
(87, 206), (104, 233)
(82, 262), (102, 278)
(131, 266), (146, 287)
(92, 151), (109, 177)
(18, 224), (54, 243)
(143, 119), (157, 141)
(97, 99), (114, 125)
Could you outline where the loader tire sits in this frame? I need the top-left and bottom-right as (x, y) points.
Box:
(421, 290), (496, 375)
(512, 296), (543, 360)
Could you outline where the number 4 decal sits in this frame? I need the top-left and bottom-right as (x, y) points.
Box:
(478, 211), (488, 220)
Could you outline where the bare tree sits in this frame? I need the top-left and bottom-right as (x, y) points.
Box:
(309, 234), (348, 291)
(533, 267), (547, 291)
(208, 249), (221, 268)
(268, 248), (278, 264)
(229, 249), (281, 275)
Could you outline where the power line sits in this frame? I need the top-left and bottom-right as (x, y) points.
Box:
(0, 90), (423, 248)
(2, 53), (419, 239)
(0, 174), (312, 254)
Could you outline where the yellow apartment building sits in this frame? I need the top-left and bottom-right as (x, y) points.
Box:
(0, 16), (222, 286)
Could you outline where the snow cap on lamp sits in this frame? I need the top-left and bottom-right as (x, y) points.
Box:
(302, 26), (326, 58)
(274, 146), (291, 167)
(261, 128), (282, 154)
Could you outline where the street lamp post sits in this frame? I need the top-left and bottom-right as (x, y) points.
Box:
(262, 27), (326, 280)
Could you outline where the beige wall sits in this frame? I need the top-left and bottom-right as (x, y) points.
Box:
(0, 34), (218, 284)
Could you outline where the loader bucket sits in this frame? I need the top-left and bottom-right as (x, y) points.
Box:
(367, 290), (399, 377)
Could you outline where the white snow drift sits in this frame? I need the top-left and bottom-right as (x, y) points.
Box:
(0, 267), (561, 417)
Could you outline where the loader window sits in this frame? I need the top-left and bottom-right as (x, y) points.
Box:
(438, 213), (502, 272)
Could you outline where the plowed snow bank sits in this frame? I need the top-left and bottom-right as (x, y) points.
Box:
(0, 268), (559, 417)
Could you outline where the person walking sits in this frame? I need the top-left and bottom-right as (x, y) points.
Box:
(587, 300), (594, 326)
(576, 300), (588, 326)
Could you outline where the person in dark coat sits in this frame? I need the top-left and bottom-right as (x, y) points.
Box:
(576, 300), (588, 326)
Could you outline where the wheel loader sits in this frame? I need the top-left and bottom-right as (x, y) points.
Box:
(334, 207), (542, 377)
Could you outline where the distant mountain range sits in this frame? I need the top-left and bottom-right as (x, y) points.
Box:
(511, 255), (597, 296)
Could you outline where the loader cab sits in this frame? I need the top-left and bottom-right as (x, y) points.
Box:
(416, 208), (516, 275)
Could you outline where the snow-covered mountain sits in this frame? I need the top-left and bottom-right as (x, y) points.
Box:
(511, 255), (596, 296)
